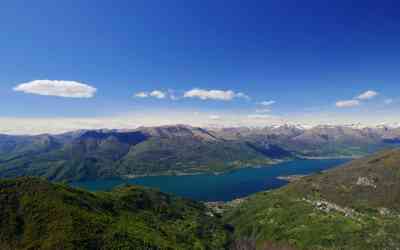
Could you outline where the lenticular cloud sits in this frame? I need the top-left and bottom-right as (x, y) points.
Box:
(13, 80), (97, 98)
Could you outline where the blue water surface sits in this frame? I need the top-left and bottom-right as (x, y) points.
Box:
(70, 159), (348, 201)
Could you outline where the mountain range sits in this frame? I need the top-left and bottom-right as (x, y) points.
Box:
(0, 124), (399, 181)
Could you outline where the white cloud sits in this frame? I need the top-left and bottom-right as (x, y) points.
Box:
(149, 90), (166, 99)
(134, 90), (167, 99)
(255, 108), (271, 113)
(134, 92), (149, 98)
(259, 100), (275, 106)
(183, 88), (249, 101)
(13, 80), (97, 98)
(356, 90), (378, 100)
(336, 100), (360, 108)
(209, 115), (221, 120)
(335, 90), (378, 108)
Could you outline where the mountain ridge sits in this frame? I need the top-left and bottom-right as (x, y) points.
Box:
(0, 124), (399, 181)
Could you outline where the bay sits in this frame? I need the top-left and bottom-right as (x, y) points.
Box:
(70, 159), (349, 201)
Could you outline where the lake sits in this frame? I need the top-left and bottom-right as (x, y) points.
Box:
(70, 159), (349, 202)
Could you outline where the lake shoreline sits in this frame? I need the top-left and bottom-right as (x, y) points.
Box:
(71, 158), (350, 202)
(276, 174), (310, 182)
(119, 155), (354, 180)
(121, 159), (287, 180)
(297, 155), (362, 160)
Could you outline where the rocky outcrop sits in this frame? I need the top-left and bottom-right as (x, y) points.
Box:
(303, 198), (357, 217)
(356, 176), (377, 188)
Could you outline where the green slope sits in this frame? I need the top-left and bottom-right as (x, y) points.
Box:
(224, 149), (400, 250)
(0, 177), (230, 250)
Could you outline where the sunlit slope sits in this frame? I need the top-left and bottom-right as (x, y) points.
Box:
(225, 149), (400, 250)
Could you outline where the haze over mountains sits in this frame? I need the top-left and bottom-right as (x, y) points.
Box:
(0, 124), (399, 182)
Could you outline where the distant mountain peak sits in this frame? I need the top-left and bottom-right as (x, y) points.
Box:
(137, 124), (218, 141)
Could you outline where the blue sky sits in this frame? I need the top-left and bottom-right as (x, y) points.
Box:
(1, 0), (400, 133)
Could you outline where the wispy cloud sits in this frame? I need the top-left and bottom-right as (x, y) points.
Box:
(259, 100), (275, 106)
(356, 90), (378, 100)
(183, 88), (249, 101)
(13, 80), (97, 98)
(336, 100), (360, 108)
(336, 90), (379, 108)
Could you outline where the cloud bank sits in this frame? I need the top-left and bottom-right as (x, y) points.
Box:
(13, 80), (97, 98)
